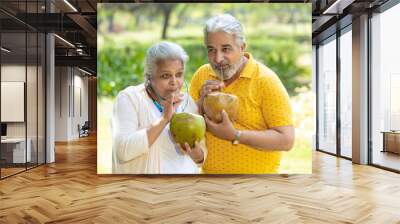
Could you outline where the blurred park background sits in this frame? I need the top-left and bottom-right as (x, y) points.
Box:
(97, 3), (314, 174)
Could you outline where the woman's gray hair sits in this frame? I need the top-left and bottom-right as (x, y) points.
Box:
(144, 41), (189, 82)
(204, 14), (245, 46)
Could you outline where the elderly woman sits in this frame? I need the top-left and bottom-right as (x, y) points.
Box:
(112, 42), (207, 174)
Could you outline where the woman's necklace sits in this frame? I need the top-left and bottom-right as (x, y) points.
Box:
(146, 85), (164, 113)
(152, 100), (163, 113)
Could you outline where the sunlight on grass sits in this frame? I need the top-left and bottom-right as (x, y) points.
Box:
(279, 136), (312, 174)
(279, 88), (314, 174)
(97, 97), (114, 174)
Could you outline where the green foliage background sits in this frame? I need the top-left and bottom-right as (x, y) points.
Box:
(98, 38), (311, 97)
(97, 3), (312, 97)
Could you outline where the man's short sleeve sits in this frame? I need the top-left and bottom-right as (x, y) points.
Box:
(260, 73), (293, 128)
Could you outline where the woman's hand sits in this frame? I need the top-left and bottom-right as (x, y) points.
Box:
(161, 93), (184, 121)
(183, 142), (204, 164)
(147, 93), (183, 148)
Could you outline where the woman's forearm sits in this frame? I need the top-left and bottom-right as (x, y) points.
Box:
(146, 117), (169, 147)
(239, 127), (295, 151)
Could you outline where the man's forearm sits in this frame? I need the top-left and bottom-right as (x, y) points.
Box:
(239, 128), (294, 151)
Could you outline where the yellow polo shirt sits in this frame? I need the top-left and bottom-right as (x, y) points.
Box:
(189, 52), (293, 174)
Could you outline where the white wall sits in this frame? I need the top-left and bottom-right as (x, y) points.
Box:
(1, 63), (46, 164)
(72, 72), (89, 138)
(55, 67), (69, 141)
(1, 65), (39, 137)
(55, 67), (89, 141)
(1, 65), (26, 139)
(1, 82), (25, 122)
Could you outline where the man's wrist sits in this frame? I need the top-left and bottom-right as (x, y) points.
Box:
(229, 129), (237, 141)
(231, 130), (242, 145)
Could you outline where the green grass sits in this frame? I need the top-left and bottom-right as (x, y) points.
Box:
(279, 137), (312, 174)
(97, 97), (114, 174)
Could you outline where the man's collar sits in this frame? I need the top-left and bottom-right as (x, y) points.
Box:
(208, 52), (255, 79)
(238, 52), (254, 78)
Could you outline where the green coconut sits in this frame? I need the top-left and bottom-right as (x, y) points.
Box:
(203, 92), (239, 123)
(170, 112), (206, 150)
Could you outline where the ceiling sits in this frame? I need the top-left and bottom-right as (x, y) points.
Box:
(0, 0), (97, 75)
(312, 0), (390, 44)
(3, 0), (395, 74)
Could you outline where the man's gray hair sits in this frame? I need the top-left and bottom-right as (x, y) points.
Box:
(144, 41), (189, 82)
(204, 14), (245, 46)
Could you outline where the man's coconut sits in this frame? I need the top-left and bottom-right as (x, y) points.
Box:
(170, 112), (206, 150)
(203, 92), (239, 123)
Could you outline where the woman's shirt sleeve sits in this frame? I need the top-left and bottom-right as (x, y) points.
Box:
(112, 91), (150, 163)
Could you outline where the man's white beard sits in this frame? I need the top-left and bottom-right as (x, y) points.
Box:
(212, 56), (244, 80)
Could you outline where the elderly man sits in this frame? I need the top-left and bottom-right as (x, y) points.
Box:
(189, 14), (295, 174)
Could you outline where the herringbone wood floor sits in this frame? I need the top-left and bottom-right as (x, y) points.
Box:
(1, 135), (400, 224)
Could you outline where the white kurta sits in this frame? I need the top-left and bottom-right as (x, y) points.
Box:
(111, 83), (207, 174)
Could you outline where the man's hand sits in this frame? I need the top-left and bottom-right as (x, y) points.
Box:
(200, 80), (224, 98)
(204, 110), (237, 141)
(197, 80), (224, 113)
